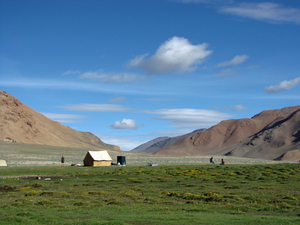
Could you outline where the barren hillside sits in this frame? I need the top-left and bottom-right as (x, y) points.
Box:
(0, 91), (120, 151)
(155, 106), (300, 162)
(131, 129), (204, 154)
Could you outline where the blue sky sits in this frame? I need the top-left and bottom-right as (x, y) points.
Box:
(1, 0), (300, 150)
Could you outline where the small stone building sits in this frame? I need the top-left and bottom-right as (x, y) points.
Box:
(83, 151), (112, 167)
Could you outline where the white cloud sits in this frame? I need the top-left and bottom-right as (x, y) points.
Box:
(213, 104), (248, 111)
(109, 97), (126, 104)
(80, 71), (143, 83)
(41, 113), (85, 123)
(220, 3), (300, 24)
(110, 119), (138, 130)
(62, 70), (81, 75)
(233, 104), (248, 111)
(0, 78), (155, 95)
(127, 54), (148, 68)
(61, 104), (130, 112)
(214, 68), (236, 77)
(95, 133), (148, 151)
(217, 55), (249, 67)
(264, 77), (300, 93)
(151, 108), (233, 128)
(128, 36), (212, 74)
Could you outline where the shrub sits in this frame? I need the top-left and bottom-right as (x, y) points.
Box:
(88, 190), (105, 195)
(201, 192), (222, 202)
(161, 190), (181, 197)
(183, 193), (201, 200)
(40, 191), (54, 196)
(16, 186), (31, 192)
(224, 185), (239, 189)
(32, 182), (43, 187)
(25, 190), (39, 196)
(37, 200), (54, 205)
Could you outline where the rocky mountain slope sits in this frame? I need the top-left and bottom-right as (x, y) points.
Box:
(154, 106), (300, 162)
(0, 91), (120, 151)
(131, 137), (169, 152)
(131, 129), (204, 154)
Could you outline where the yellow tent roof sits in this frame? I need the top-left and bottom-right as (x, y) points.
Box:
(88, 151), (112, 161)
(0, 160), (7, 166)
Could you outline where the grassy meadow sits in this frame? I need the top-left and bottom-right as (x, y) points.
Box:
(1, 141), (300, 224)
(1, 164), (300, 224)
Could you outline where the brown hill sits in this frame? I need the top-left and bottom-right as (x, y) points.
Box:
(155, 106), (300, 162)
(280, 149), (300, 162)
(0, 91), (120, 151)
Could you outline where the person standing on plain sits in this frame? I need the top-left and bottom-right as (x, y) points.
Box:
(61, 156), (65, 165)
(210, 157), (214, 164)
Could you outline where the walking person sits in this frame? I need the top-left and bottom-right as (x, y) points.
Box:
(210, 157), (214, 164)
(61, 156), (65, 165)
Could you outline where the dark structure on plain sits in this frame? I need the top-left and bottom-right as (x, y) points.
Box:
(117, 156), (126, 165)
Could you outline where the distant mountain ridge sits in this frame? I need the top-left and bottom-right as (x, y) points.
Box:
(154, 106), (300, 162)
(131, 129), (204, 154)
(131, 137), (169, 152)
(0, 91), (120, 151)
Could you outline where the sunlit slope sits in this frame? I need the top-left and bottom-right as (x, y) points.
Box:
(155, 106), (300, 161)
(0, 91), (120, 151)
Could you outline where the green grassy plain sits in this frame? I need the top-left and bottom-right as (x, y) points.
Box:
(1, 163), (300, 225)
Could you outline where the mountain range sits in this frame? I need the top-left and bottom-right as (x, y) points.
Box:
(131, 129), (204, 154)
(1, 90), (299, 162)
(133, 106), (300, 162)
(0, 90), (120, 151)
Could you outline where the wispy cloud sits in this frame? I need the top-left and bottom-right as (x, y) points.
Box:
(61, 104), (131, 112)
(217, 55), (249, 67)
(177, 1), (300, 25)
(151, 108), (233, 128)
(128, 36), (212, 74)
(62, 70), (81, 75)
(60, 102), (234, 129)
(110, 118), (138, 130)
(232, 104), (248, 111)
(213, 104), (248, 111)
(214, 55), (248, 77)
(41, 113), (85, 123)
(80, 71), (144, 83)
(0, 78), (154, 95)
(109, 97), (126, 104)
(220, 3), (300, 24)
(214, 68), (236, 77)
(265, 77), (300, 93)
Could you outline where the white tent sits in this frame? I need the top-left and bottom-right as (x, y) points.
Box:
(0, 160), (7, 167)
(83, 150), (112, 167)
